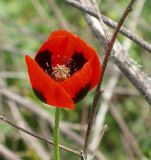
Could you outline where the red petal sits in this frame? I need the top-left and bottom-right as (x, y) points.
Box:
(75, 36), (102, 89)
(33, 30), (101, 102)
(48, 30), (102, 99)
(48, 30), (72, 39)
(35, 36), (76, 66)
(49, 30), (102, 88)
(35, 30), (77, 63)
(60, 60), (93, 101)
(48, 30), (94, 59)
(25, 55), (75, 109)
(48, 30), (77, 58)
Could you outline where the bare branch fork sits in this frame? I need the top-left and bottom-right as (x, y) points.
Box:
(83, 0), (136, 158)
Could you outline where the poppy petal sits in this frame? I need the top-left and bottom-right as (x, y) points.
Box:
(35, 36), (75, 67)
(60, 58), (93, 102)
(25, 55), (75, 109)
(48, 30), (77, 59)
(76, 36), (102, 89)
(49, 30), (102, 89)
(48, 30), (72, 39)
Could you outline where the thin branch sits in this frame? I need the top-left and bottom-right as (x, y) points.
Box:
(85, 8), (151, 159)
(0, 115), (84, 159)
(87, 70), (119, 160)
(91, 0), (110, 43)
(83, 0), (136, 157)
(121, 135), (135, 160)
(0, 88), (106, 160)
(110, 104), (144, 159)
(0, 88), (83, 145)
(88, 125), (108, 159)
(85, 3), (151, 105)
(122, 0), (146, 52)
(88, 0), (146, 159)
(8, 100), (50, 160)
(114, 87), (139, 96)
(64, 0), (151, 53)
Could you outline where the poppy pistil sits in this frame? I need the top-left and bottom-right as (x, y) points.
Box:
(52, 64), (70, 81)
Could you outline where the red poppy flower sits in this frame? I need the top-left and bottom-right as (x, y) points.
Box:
(25, 30), (102, 109)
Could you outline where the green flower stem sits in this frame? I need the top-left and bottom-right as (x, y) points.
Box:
(54, 108), (60, 160)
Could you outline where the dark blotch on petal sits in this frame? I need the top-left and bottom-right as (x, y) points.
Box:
(73, 83), (91, 103)
(35, 49), (52, 74)
(68, 52), (87, 75)
(33, 88), (46, 103)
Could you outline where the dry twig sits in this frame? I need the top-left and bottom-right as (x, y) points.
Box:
(64, 0), (151, 53)
(83, 1), (136, 158)
(110, 104), (144, 159)
(8, 100), (50, 160)
(0, 115), (84, 159)
(0, 88), (84, 145)
(0, 88), (106, 159)
(91, 0), (110, 43)
(88, 0), (146, 159)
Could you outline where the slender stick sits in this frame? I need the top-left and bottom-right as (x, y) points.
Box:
(83, 0), (136, 158)
(54, 108), (61, 160)
(91, 0), (110, 43)
(0, 115), (83, 158)
(64, 0), (151, 54)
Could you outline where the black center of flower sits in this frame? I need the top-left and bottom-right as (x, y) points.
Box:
(35, 50), (87, 81)
(67, 52), (87, 75)
(35, 49), (52, 75)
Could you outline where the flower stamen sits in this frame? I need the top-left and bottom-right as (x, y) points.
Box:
(52, 64), (70, 81)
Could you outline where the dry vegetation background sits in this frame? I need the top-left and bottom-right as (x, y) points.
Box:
(0, 0), (151, 160)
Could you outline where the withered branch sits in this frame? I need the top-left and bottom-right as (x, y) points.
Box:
(64, 0), (151, 53)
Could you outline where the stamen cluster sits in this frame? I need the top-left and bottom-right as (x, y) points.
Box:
(52, 64), (70, 81)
